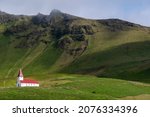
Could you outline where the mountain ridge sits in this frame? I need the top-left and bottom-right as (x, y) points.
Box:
(0, 9), (149, 27)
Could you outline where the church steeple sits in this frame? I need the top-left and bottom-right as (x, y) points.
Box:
(18, 69), (24, 81)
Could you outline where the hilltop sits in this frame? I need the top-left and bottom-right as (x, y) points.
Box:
(0, 10), (150, 99)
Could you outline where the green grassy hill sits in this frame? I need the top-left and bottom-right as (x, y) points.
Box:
(0, 10), (149, 99)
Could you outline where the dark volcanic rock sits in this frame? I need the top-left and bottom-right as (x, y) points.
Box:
(5, 22), (30, 35)
(98, 19), (142, 31)
(58, 36), (73, 49)
(58, 35), (88, 56)
(71, 34), (85, 41)
(48, 9), (78, 24)
(32, 13), (48, 25)
(70, 25), (94, 35)
(0, 11), (17, 24)
(67, 40), (88, 56)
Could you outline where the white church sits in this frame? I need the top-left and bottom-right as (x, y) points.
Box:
(17, 69), (39, 87)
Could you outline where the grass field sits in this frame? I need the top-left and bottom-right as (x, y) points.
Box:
(0, 74), (150, 100)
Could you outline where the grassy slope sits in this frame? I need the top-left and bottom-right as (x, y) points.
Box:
(0, 18), (150, 99)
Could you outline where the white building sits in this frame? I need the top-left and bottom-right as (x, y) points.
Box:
(17, 69), (39, 87)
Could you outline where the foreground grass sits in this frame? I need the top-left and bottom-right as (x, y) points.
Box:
(0, 74), (150, 100)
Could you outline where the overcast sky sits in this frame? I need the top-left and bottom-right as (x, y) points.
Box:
(0, 0), (150, 26)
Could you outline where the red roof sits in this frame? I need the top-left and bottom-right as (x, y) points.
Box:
(20, 79), (39, 84)
(18, 69), (24, 77)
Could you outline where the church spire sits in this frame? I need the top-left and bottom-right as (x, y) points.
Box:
(18, 69), (23, 77)
(18, 69), (24, 81)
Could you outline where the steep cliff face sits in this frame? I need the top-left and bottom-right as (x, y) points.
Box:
(4, 10), (95, 56)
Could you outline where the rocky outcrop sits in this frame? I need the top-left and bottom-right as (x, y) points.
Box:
(0, 11), (17, 24)
(5, 22), (30, 35)
(66, 40), (88, 56)
(57, 35), (88, 56)
(98, 19), (142, 31)
(32, 13), (48, 25)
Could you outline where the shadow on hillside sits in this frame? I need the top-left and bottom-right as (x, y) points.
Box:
(61, 41), (150, 83)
